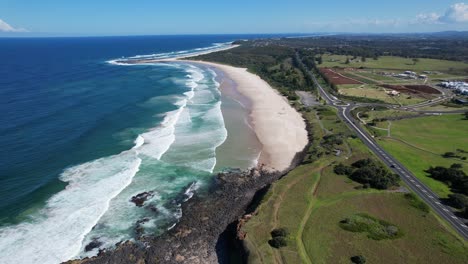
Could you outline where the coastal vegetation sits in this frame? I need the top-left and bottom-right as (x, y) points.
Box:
(190, 38), (468, 263)
(334, 158), (399, 190)
(192, 44), (314, 99)
(372, 114), (468, 198)
(339, 213), (404, 240)
(240, 105), (468, 264)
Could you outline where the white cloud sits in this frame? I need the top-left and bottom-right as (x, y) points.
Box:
(439, 2), (468, 23)
(416, 3), (468, 24)
(0, 18), (28, 32)
(415, 13), (442, 24)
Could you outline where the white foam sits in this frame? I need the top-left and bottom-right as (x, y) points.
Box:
(133, 135), (145, 149)
(0, 62), (229, 263)
(106, 42), (234, 65)
(0, 151), (142, 264)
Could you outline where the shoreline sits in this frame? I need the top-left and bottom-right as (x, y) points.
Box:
(211, 66), (263, 171)
(67, 52), (310, 264)
(182, 60), (309, 172)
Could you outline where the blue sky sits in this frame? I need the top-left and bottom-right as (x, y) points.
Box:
(1, 0), (468, 36)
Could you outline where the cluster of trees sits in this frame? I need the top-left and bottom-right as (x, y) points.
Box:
(268, 228), (289, 248)
(442, 151), (467, 160)
(426, 164), (468, 217)
(426, 164), (468, 195)
(193, 44), (313, 93)
(334, 158), (399, 189)
(260, 34), (468, 62)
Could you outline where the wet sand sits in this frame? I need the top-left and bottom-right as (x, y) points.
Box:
(182, 60), (309, 172)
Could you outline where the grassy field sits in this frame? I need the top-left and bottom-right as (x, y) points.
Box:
(374, 114), (468, 198)
(337, 84), (426, 105)
(320, 55), (468, 75)
(241, 107), (468, 264)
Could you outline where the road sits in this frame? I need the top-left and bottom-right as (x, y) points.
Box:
(298, 54), (468, 239)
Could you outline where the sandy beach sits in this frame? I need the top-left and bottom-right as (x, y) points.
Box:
(182, 60), (309, 172)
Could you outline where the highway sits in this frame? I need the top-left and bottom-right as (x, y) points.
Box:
(299, 55), (468, 239)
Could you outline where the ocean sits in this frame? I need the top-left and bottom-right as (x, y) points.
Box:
(0, 35), (275, 263)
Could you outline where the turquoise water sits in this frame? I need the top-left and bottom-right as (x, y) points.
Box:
(0, 35), (268, 263)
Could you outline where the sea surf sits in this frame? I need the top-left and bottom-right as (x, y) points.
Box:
(0, 35), (265, 263)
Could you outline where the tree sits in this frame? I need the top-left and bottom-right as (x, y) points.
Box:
(317, 56), (323, 65)
(271, 228), (289, 238)
(464, 111), (468, 120)
(269, 237), (287, 248)
(334, 163), (353, 175)
(447, 193), (468, 209)
(442, 152), (457, 158)
(351, 255), (367, 264)
(412, 58), (419, 65)
(345, 57), (350, 64)
(349, 159), (399, 189)
(361, 56), (366, 62)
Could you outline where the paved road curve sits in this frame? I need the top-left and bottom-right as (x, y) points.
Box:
(298, 54), (468, 239)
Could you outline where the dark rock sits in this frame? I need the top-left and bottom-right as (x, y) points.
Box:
(130, 191), (154, 207)
(64, 130), (310, 264)
(84, 239), (103, 252)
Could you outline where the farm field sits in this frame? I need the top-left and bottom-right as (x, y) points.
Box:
(320, 55), (468, 75)
(241, 107), (468, 264)
(374, 114), (468, 197)
(319, 68), (362, 84)
(337, 84), (426, 105)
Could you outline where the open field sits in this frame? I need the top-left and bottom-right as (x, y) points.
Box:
(374, 114), (468, 198)
(320, 55), (468, 75)
(241, 107), (468, 264)
(320, 68), (362, 85)
(337, 84), (426, 105)
(357, 108), (421, 123)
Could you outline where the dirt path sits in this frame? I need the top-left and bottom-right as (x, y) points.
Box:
(346, 71), (382, 84)
(295, 167), (324, 264)
(269, 169), (316, 264)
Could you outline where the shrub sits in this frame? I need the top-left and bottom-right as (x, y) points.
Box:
(447, 193), (468, 209)
(268, 236), (288, 248)
(426, 164), (468, 195)
(442, 152), (457, 158)
(271, 228), (289, 238)
(334, 163), (353, 175)
(351, 255), (367, 264)
(339, 213), (403, 240)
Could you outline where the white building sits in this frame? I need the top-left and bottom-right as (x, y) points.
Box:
(440, 81), (468, 95)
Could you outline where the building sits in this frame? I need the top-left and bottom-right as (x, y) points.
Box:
(386, 90), (400, 96)
(439, 81), (468, 95)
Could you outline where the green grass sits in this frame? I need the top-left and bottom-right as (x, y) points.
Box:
(338, 84), (399, 104)
(360, 109), (419, 123)
(337, 84), (427, 106)
(320, 55), (468, 75)
(339, 213), (404, 240)
(302, 193), (468, 264)
(374, 114), (468, 197)
(242, 108), (468, 264)
(386, 114), (468, 154)
(378, 139), (454, 197)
